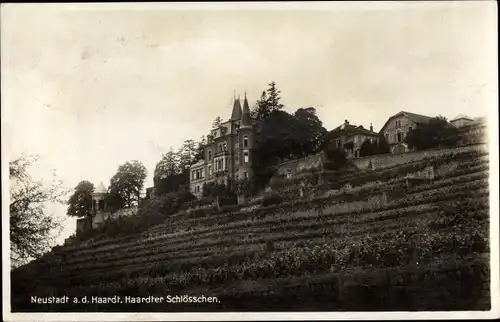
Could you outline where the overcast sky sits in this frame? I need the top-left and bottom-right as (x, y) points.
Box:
(1, 1), (497, 244)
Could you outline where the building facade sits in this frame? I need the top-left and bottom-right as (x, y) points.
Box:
(379, 111), (434, 154)
(327, 120), (379, 158)
(453, 116), (487, 145)
(450, 114), (476, 128)
(189, 94), (258, 198)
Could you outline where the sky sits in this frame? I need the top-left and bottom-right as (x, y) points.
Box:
(1, 1), (497, 245)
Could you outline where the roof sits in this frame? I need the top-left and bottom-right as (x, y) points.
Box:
(451, 114), (475, 122)
(329, 123), (378, 137)
(380, 111), (433, 133)
(189, 159), (205, 169)
(240, 95), (252, 128)
(230, 98), (242, 121)
(94, 182), (107, 194)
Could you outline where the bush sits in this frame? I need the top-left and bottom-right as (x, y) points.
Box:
(218, 195), (238, 207)
(220, 204), (240, 213)
(262, 194), (283, 207)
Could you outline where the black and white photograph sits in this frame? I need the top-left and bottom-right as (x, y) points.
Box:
(2, 1), (499, 320)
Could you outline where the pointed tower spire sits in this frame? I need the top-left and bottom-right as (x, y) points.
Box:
(241, 93), (252, 128)
(230, 95), (242, 121)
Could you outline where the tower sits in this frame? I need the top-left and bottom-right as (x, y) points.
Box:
(91, 182), (107, 228)
(230, 95), (243, 121)
(237, 93), (255, 180)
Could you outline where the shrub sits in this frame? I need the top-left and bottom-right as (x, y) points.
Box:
(218, 195), (238, 207)
(262, 194), (283, 207)
(220, 205), (240, 213)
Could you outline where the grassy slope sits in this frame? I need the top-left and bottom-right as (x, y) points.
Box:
(11, 149), (490, 312)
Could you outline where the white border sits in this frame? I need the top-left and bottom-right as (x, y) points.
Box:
(2, 1), (499, 321)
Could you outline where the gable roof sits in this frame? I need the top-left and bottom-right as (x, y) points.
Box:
(380, 111), (433, 133)
(451, 114), (475, 122)
(329, 123), (378, 137)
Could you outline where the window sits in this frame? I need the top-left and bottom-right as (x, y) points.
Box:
(385, 133), (389, 143)
(397, 132), (403, 143)
(244, 172), (249, 179)
(192, 171), (195, 180)
(208, 149), (212, 161)
(235, 155), (239, 165)
(235, 142), (239, 149)
(243, 136), (249, 148)
(223, 142), (227, 151)
(208, 165), (212, 177)
(244, 152), (249, 163)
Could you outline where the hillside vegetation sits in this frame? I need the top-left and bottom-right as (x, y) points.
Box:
(11, 148), (490, 312)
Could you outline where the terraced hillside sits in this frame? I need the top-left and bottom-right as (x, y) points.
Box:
(11, 147), (490, 312)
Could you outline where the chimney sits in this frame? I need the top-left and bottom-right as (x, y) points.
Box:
(344, 119), (349, 131)
(370, 123), (373, 132)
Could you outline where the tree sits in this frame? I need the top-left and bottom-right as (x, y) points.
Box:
(404, 116), (459, 151)
(266, 81), (284, 114)
(154, 148), (178, 179)
(234, 177), (255, 198)
(293, 107), (327, 157)
(376, 133), (391, 154)
(177, 139), (197, 171)
(108, 160), (147, 209)
(251, 82), (285, 121)
(212, 116), (223, 129)
(193, 136), (206, 163)
(258, 110), (297, 165)
(154, 148), (189, 196)
(323, 147), (347, 170)
(359, 139), (378, 157)
(251, 91), (269, 120)
(66, 180), (94, 218)
(10, 155), (66, 267)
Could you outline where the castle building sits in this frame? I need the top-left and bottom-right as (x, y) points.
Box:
(189, 94), (259, 199)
